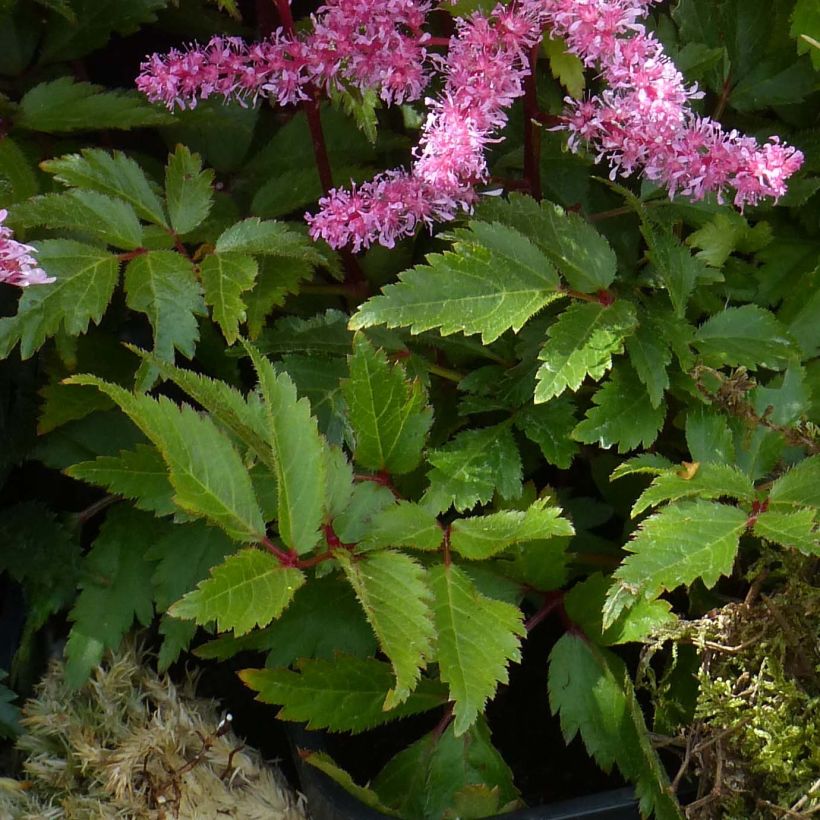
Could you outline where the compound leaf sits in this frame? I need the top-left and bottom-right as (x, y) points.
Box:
(754, 508), (818, 554)
(200, 253), (258, 344)
(164, 144), (214, 235)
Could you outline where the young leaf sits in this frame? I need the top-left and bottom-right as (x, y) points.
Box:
(604, 500), (748, 627)
(239, 656), (447, 733)
(66, 443), (176, 517)
(424, 424), (522, 513)
(41, 148), (168, 227)
(343, 334), (433, 474)
(548, 634), (684, 820)
(244, 344), (326, 554)
(429, 563), (525, 735)
(0, 240), (120, 359)
(170, 548), (305, 635)
(535, 300), (637, 403)
(753, 508), (818, 555)
(351, 222), (562, 344)
(573, 363), (666, 452)
(11, 189), (143, 249)
(514, 397), (579, 469)
(200, 253), (258, 344)
(358, 501), (444, 552)
(768, 455), (820, 509)
(337, 550), (435, 709)
(164, 144), (214, 235)
(450, 498), (574, 560)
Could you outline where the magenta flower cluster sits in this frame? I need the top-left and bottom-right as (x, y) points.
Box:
(136, 0), (804, 252)
(0, 210), (54, 288)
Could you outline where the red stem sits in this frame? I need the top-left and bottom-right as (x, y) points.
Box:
(524, 592), (564, 632)
(522, 45), (542, 200)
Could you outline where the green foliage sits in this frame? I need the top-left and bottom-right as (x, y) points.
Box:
(164, 145), (214, 235)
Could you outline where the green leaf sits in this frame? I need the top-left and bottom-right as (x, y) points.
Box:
(68, 378), (266, 542)
(245, 257), (315, 338)
(754, 508), (817, 555)
(477, 193), (616, 293)
(685, 407), (735, 465)
(0, 240), (119, 359)
(604, 501), (748, 627)
(548, 634), (684, 820)
(424, 424), (522, 513)
(514, 397), (579, 469)
(350, 221), (562, 344)
(64, 507), (161, 687)
(792, 0), (820, 68)
(240, 656), (447, 733)
(632, 462), (756, 516)
(535, 300), (637, 403)
(343, 334), (433, 474)
(11, 189), (143, 250)
(686, 212), (772, 268)
(450, 498), (574, 560)
(543, 36), (585, 99)
(170, 547), (305, 636)
(216, 217), (324, 263)
(644, 227), (709, 317)
(42, 148), (168, 227)
(164, 144), (214, 235)
(337, 550), (435, 709)
(768, 455), (820, 509)
(358, 501), (444, 552)
(303, 752), (397, 815)
(0, 137), (39, 204)
(66, 443), (176, 517)
(200, 253), (258, 344)
(626, 318), (672, 408)
(429, 563), (525, 735)
(333, 482), (397, 544)
(124, 250), (206, 381)
(610, 453), (675, 481)
(244, 344), (326, 554)
(573, 363), (666, 452)
(16, 77), (172, 132)
(694, 305), (796, 371)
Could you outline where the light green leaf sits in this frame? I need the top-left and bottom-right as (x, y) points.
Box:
(41, 148), (168, 227)
(351, 221), (562, 344)
(535, 300), (637, 403)
(450, 498), (574, 560)
(548, 634), (684, 819)
(429, 563), (525, 735)
(768, 455), (820, 509)
(333, 483), (396, 545)
(424, 424), (522, 513)
(694, 305), (796, 371)
(165, 144), (214, 235)
(343, 334), (433, 474)
(358, 502), (444, 552)
(514, 397), (579, 469)
(610, 453), (675, 481)
(200, 253), (258, 344)
(685, 407), (735, 465)
(170, 548), (304, 635)
(216, 217), (324, 263)
(11, 189), (143, 250)
(543, 36), (585, 99)
(337, 550), (435, 709)
(604, 501), (748, 627)
(244, 344), (326, 554)
(0, 240), (119, 359)
(573, 363), (666, 452)
(626, 318), (672, 408)
(754, 508), (817, 555)
(239, 657), (447, 733)
(792, 0), (820, 68)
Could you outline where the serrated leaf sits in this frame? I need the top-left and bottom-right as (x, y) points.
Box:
(170, 547), (304, 635)
(165, 144), (214, 234)
(42, 148), (168, 227)
(68, 377), (266, 542)
(337, 550), (435, 709)
(694, 305), (796, 371)
(11, 189), (143, 249)
(429, 563), (525, 735)
(343, 335), (433, 474)
(124, 250), (206, 382)
(0, 240), (119, 359)
(477, 193), (616, 293)
(754, 508), (818, 554)
(216, 217), (323, 263)
(604, 501), (748, 627)
(244, 344), (326, 554)
(240, 657), (447, 733)
(573, 363), (666, 452)
(351, 221), (562, 344)
(17, 77), (172, 133)
(610, 453), (675, 481)
(543, 36), (585, 99)
(358, 501), (444, 552)
(514, 397), (579, 469)
(768, 455), (820, 509)
(450, 498), (574, 560)
(303, 752), (397, 815)
(626, 319), (672, 408)
(200, 253), (258, 344)
(535, 300), (637, 403)
(633, 462), (756, 516)
(424, 424), (522, 513)
(644, 228), (708, 317)
(0, 137), (39, 204)
(64, 507), (161, 687)
(245, 257), (314, 338)
(333, 482), (396, 544)
(685, 407), (735, 465)
(548, 634), (684, 819)
(66, 443), (176, 517)
(38, 381), (114, 434)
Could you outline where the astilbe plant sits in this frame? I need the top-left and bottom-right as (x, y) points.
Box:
(0, 0), (818, 818)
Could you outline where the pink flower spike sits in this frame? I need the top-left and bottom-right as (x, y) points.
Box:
(0, 210), (54, 288)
